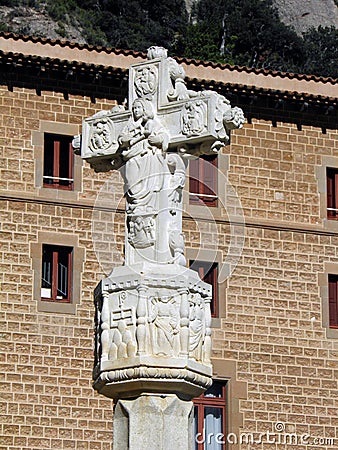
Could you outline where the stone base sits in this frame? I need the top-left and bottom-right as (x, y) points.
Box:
(113, 394), (193, 450)
(93, 262), (213, 400)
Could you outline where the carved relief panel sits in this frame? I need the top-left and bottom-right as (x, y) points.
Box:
(95, 281), (211, 367)
(98, 290), (137, 363)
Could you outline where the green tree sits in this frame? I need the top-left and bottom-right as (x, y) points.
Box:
(182, 0), (304, 72)
(95, 0), (187, 52)
(301, 26), (338, 78)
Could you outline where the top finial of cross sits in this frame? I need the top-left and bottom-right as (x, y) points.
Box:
(147, 46), (168, 59)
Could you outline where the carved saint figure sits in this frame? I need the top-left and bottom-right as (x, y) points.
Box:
(189, 294), (205, 361)
(90, 118), (113, 152)
(148, 293), (180, 356)
(181, 100), (206, 136)
(118, 98), (170, 216)
(128, 215), (156, 248)
(167, 153), (187, 265)
(134, 66), (158, 97)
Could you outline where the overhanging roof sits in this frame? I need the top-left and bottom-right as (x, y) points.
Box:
(0, 32), (336, 100)
(0, 32), (336, 130)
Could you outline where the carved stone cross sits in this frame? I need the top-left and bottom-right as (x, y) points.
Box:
(75, 47), (244, 449)
(76, 46), (244, 267)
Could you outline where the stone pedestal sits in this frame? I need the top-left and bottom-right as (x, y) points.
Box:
(113, 394), (193, 450)
(93, 263), (213, 400)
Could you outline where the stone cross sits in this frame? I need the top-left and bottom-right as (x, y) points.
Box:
(75, 46), (244, 450)
(76, 46), (244, 267)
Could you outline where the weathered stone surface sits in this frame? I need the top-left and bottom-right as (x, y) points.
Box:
(75, 48), (244, 403)
(113, 394), (193, 450)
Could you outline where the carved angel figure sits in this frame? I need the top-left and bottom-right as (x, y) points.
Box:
(91, 120), (110, 150)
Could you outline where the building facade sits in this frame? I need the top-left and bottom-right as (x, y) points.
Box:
(0, 32), (337, 449)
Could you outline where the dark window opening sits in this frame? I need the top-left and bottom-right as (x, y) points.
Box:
(189, 155), (218, 207)
(190, 260), (218, 317)
(327, 168), (338, 220)
(329, 274), (338, 328)
(41, 244), (73, 302)
(43, 134), (74, 190)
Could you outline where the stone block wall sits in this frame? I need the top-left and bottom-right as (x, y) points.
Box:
(182, 120), (338, 448)
(0, 81), (337, 450)
(0, 86), (121, 450)
(228, 121), (337, 224)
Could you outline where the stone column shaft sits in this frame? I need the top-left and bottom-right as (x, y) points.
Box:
(113, 394), (194, 450)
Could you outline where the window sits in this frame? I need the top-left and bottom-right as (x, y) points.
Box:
(41, 244), (73, 302)
(194, 380), (227, 450)
(190, 260), (218, 317)
(327, 168), (338, 220)
(43, 133), (74, 189)
(189, 155), (218, 207)
(32, 233), (84, 314)
(329, 274), (338, 328)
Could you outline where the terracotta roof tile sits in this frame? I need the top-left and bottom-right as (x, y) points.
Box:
(1, 31), (336, 85)
(1, 31), (145, 57)
(176, 56), (336, 84)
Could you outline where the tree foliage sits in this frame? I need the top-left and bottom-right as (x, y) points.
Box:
(182, 0), (305, 72)
(180, 0), (337, 77)
(0, 0), (337, 77)
(301, 26), (338, 78)
(98, 0), (187, 52)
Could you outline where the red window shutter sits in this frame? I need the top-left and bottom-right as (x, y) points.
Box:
(198, 265), (205, 280)
(43, 134), (74, 190)
(327, 170), (334, 217)
(329, 276), (338, 328)
(189, 158), (201, 204)
(53, 139), (61, 181)
(193, 381), (227, 450)
(202, 155), (217, 206)
(202, 155), (217, 196)
(41, 245), (72, 303)
(189, 155), (218, 206)
(203, 263), (218, 317)
(327, 169), (338, 220)
(68, 140), (74, 182)
(68, 247), (73, 301)
(335, 172), (338, 212)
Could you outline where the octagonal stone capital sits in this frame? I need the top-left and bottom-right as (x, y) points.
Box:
(93, 263), (212, 400)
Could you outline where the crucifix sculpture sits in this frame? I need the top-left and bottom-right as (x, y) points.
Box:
(75, 46), (244, 449)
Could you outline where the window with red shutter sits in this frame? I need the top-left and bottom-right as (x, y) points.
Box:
(41, 245), (73, 303)
(43, 134), (74, 190)
(190, 260), (218, 317)
(189, 155), (218, 207)
(193, 380), (227, 449)
(328, 275), (338, 328)
(327, 168), (338, 220)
